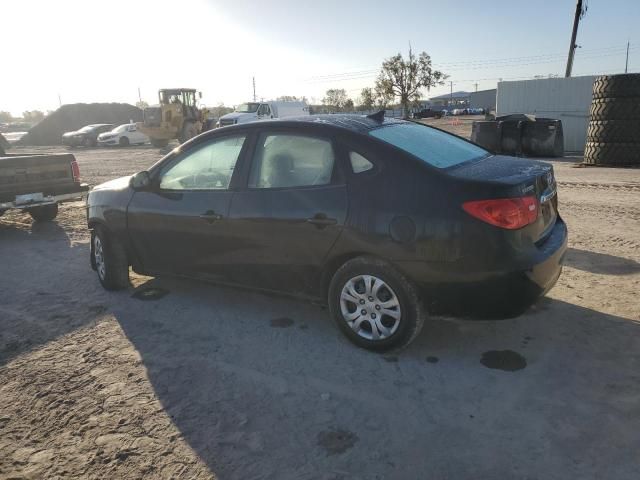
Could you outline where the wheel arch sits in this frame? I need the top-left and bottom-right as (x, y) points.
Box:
(320, 251), (394, 299)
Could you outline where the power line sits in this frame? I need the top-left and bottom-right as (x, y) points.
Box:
(301, 43), (636, 84)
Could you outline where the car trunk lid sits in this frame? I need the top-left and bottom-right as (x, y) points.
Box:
(448, 155), (558, 241)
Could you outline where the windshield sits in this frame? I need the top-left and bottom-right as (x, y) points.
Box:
(236, 103), (259, 113)
(113, 124), (129, 133)
(369, 122), (488, 168)
(78, 125), (97, 133)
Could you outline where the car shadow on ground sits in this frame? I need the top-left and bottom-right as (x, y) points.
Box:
(0, 216), (105, 366)
(564, 247), (640, 275)
(112, 275), (640, 479)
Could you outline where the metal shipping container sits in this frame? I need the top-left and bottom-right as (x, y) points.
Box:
(496, 76), (597, 152)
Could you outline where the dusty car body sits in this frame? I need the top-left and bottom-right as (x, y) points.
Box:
(87, 113), (567, 350)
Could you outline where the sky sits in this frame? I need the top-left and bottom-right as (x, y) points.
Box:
(3, 0), (639, 116)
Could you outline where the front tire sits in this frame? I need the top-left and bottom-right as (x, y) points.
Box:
(28, 203), (58, 222)
(92, 226), (129, 290)
(119, 136), (130, 147)
(328, 256), (425, 351)
(179, 122), (198, 143)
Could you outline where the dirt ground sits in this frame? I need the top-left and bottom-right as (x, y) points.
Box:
(1, 135), (639, 479)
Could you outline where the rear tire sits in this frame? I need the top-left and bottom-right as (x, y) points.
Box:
(328, 256), (425, 352)
(91, 226), (129, 290)
(151, 138), (169, 148)
(28, 203), (58, 222)
(119, 136), (130, 147)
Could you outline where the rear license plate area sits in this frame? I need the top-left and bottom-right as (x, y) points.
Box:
(15, 192), (44, 205)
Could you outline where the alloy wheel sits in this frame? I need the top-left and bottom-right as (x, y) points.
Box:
(339, 275), (401, 341)
(94, 235), (106, 281)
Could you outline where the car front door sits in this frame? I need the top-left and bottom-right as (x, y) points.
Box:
(126, 134), (248, 278)
(226, 130), (348, 296)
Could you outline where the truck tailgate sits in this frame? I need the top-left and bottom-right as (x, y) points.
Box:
(0, 154), (79, 202)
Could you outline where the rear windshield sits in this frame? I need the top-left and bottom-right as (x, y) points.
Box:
(369, 123), (488, 168)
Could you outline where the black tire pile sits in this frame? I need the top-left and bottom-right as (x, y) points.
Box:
(585, 74), (640, 166)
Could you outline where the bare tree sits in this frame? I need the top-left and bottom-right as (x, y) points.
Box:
(374, 83), (394, 110)
(375, 48), (446, 117)
(322, 89), (349, 112)
(358, 88), (375, 111)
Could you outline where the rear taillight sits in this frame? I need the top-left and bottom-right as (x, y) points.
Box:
(70, 160), (80, 182)
(462, 196), (538, 230)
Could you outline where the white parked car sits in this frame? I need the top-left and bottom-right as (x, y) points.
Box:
(97, 123), (148, 147)
(217, 101), (309, 127)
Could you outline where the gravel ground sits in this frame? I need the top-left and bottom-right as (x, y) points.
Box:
(1, 140), (639, 479)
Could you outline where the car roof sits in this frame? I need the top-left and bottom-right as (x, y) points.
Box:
(220, 114), (407, 135)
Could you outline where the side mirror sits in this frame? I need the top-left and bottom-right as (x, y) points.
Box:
(130, 170), (151, 190)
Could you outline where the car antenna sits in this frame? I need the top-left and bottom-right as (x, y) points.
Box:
(366, 110), (385, 123)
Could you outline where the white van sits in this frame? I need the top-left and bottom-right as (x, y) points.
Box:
(217, 101), (309, 127)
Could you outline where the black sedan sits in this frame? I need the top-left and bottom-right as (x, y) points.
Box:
(87, 113), (567, 351)
(62, 124), (114, 148)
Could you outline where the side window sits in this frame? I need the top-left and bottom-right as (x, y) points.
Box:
(258, 104), (270, 116)
(249, 134), (335, 189)
(349, 151), (374, 173)
(159, 135), (246, 190)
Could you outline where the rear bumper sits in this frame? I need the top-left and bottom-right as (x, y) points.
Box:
(400, 218), (568, 318)
(0, 184), (89, 210)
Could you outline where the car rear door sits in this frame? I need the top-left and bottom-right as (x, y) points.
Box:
(225, 129), (348, 295)
(126, 134), (249, 278)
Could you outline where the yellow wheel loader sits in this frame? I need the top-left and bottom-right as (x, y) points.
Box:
(137, 88), (211, 148)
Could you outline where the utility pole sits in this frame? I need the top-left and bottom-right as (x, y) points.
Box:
(625, 41), (630, 74)
(58, 94), (62, 107)
(474, 82), (478, 92)
(252, 77), (256, 101)
(138, 87), (142, 104)
(565, 0), (586, 77)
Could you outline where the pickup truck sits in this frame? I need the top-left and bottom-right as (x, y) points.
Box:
(0, 134), (89, 222)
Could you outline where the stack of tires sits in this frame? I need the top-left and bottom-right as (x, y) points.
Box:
(585, 74), (640, 166)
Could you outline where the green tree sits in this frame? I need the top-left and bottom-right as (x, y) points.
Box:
(0, 111), (13, 123)
(358, 87), (375, 111)
(375, 48), (446, 117)
(210, 103), (233, 120)
(322, 88), (349, 112)
(136, 100), (149, 109)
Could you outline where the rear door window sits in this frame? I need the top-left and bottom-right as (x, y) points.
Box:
(248, 134), (335, 189)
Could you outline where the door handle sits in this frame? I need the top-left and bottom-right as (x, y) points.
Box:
(306, 214), (337, 227)
(199, 210), (222, 223)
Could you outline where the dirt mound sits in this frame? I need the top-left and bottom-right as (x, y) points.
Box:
(22, 103), (142, 145)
